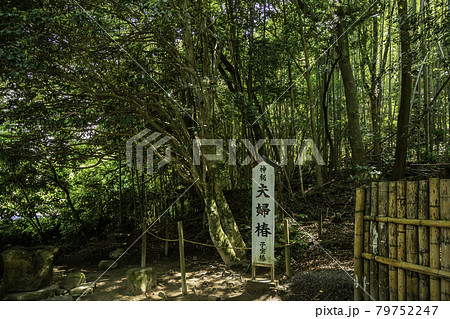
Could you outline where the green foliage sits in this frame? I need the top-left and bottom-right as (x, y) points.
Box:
(0, 0), (449, 253)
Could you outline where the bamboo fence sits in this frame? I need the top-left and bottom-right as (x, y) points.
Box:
(354, 178), (450, 301)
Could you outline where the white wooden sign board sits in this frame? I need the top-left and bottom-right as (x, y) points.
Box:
(252, 161), (275, 266)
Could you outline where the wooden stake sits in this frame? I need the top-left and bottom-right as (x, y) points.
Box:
(418, 180), (430, 300)
(284, 219), (291, 278)
(429, 178), (440, 300)
(363, 186), (371, 300)
(388, 181), (398, 301)
(141, 215), (147, 267)
(318, 207), (323, 238)
(370, 182), (379, 300)
(406, 181), (419, 300)
(440, 179), (450, 301)
(178, 221), (187, 295)
(378, 182), (389, 300)
(165, 218), (169, 257)
(397, 181), (406, 301)
(354, 188), (365, 301)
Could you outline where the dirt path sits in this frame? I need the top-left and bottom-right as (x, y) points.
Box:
(54, 258), (354, 301)
(52, 215), (356, 301)
(55, 258), (260, 301)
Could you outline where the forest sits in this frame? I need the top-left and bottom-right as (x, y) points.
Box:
(0, 0), (449, 301)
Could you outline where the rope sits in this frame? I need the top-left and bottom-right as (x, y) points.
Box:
(146, 230), (300, 250)
(146, 230), (178, 242)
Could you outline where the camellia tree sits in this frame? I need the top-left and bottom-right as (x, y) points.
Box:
(1, 0), (250, 263)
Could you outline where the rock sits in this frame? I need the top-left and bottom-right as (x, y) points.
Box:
(46, 295), (73, 301)
(3, 284), (60, 301)
(69, 283), (94, 297)
(127, 267), (156, 295)
(99, 260), (118, 270)
(1, 246), (59, 292)
(109, 248), (125, 259)
(62, 272), (86, 290)
(158, 291), (167, 300)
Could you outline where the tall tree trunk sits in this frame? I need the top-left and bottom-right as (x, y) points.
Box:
(184, 1), (246, 264)
(393, 0), (413, 180)
(294, 0), (323, 185)
(369, 16), (382, 163)
(198, 173), (247, 264)
(336, 6), (367, 167)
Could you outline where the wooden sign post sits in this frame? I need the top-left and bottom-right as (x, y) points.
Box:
(252, 160), (275, 282)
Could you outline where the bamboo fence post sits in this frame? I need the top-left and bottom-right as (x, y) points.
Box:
(440, 179), (450, 301)
(354, 188), (365, 301)
(429, 178), (440, 300)
(388, 181), (398, 300)
(363, 186), (371, 300)
(406, 181), (419, 300)
(378, 182), (389, 300)
(370, 182), (379, 300)
(178, 221), (187, 295)
(418, 180), (430, 300)
(284, 218), (291, 277)
(397, 181), (407, 301)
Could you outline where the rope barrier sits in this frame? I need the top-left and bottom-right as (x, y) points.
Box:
(146, 230), (179, 242)
(146, 229), (299, 250)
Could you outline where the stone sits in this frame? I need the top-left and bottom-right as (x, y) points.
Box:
(46, 295), (73, 301)
(127, 267), (156, 295)
(99, 260), (118, 270)
(1, 246), (59, 292)
(62, 272), (86, 290)
(69, 283), (94, 297)
(3, 284), (60, 301)
(109, 248), (125, 259)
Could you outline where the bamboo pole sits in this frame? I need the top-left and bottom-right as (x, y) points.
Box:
(362, 253), (450, 280)
(284, 219), (291, 278)
(440, 179), (450, 301)
(178, 221), (187, 295)
(429, 178), (440, 300)
(370, 182), (379, 300)
(363, 186), (371, 300)
(418, 180), (430, 300)
(354, 188), (365, 301)
(378, 182), (389, 300)
(388, 181), (398, 300)
(397, 181), (406, 301)
(363, 216), (450, 228)
(406, 181), (419, 300)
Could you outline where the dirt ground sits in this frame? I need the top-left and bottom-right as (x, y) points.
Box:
(53, 216), (355, 301)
